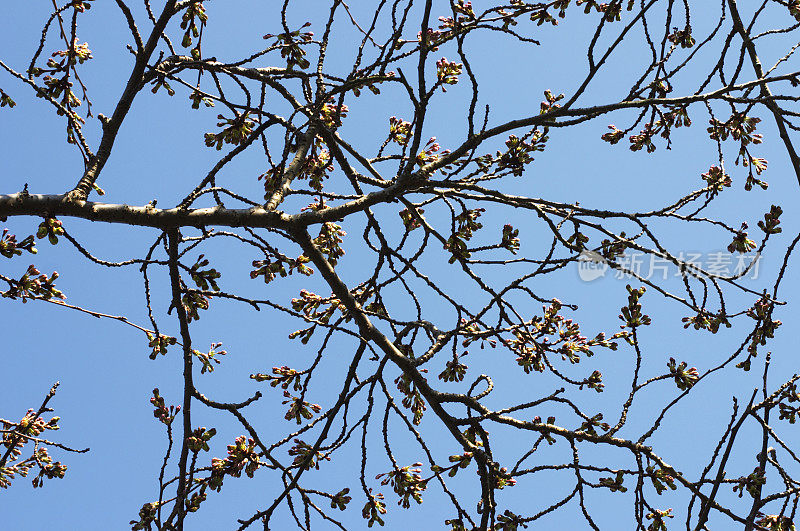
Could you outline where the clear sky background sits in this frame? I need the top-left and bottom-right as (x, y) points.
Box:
(2, 1), (800, 529)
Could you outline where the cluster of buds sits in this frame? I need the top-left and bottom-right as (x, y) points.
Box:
(150, 388), (180, 426)
(0, 229), (36, 258)
(601, 124), (626, 145)
(399, 207), (424, 231)
(668, 26), (695, 48)
(319, 98), (349, 128)
(250, 255), (313, 284)
(301, 145), (334, 191)
(0, 89), (15, 108)
(290, 289), (343, 330)
(189, 89), (214, 109)
(667, 357), (699, 390)
(489, 462), (517, 490)
(146, 333), (177, 360)
(438, 353), (467, 382)
(619, 285), (651, 329)
(187, 427), (216, 453)
(282, 391), (322, 424)
(700, 165), (731, 196)
(2, 265), (64, 302)
(435, 58), (463, 91)
(727, 222), (757, 254)
(37, 218), (64, 245)
(507, 300), (619, 378)
(49, 39), (92, 68)
(30, 37), (92, 119)
(497, 132), (547, 176)
(443, 208), (484, 263)
(733, 467), (766, 499)
(395, 372), (427, 425)
(312, 222), (346, 266)
(204, 113), (255, 150)
(778, 382), (800, 424)
(376, 463), (427, 508)
(540, 89), (564, 114)
(599, 470), (628, 492)
(415, 137), (449, 167)
(192, 342), (227, 374)
(681, 309), (731, 334)
(130, 502), (159, 530)
(578, 412), (610, 435)
(180, 1), (208, 58)
(250, 366), (303, 391)
(70, 0), (94, 12)
(361, 491), (387, 527)
(189, 254), (221, 291)
(388, 116), (412, 146)
(629, 122), (658, 153)
(741, 294), (782, 369)
(288, 439), (329, 470)
(646, 508), (674, 531)
(575, 0), (634, 22)
(264, 22), (314, 70)
(330, 488), (351, 511)
(209, 436), (261, 491)
(647, 465), (678, 494)
(758, 205), (783, 235)
(1, 410), (65, 489)
(181, 290), (209, 322)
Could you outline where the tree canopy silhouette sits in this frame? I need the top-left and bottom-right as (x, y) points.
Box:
(2, 1), (800, 529)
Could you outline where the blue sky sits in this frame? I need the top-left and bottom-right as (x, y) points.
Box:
(2, 1), (800, 529)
